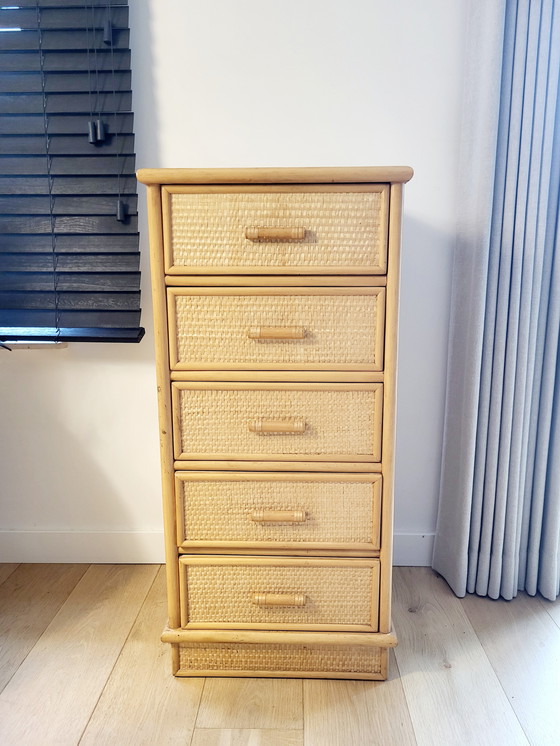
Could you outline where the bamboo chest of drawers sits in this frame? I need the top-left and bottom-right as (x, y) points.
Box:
(137, 166), (413, 679)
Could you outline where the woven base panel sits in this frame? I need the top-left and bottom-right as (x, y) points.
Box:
(174, 642), (387, 680)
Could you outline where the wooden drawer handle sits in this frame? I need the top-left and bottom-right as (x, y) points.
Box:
(245, 227), (306, 241)
(253, 593), (306, 607)
(248, 326), (306, 340)
(251, 510), (307, 523)
(249, 417), (306, 434)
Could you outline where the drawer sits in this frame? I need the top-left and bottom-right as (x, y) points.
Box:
(162, 184), (389, 275)
(167, 287), (385, 371)
(175, 472), (382, 553)
(171, 382), (383, 463)
(179, 557), (380, 631)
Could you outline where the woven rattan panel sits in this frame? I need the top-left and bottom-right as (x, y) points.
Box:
(168, 191), (385, 270)
(171, 293), (381, 368)
(181, 563), (376, 627)
(179, 479), (377, 545)
(175, 388), (381, 458)
(177, 642), (383, 675)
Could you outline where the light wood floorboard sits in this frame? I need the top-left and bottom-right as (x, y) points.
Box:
(0, 563), (19, 586)
(79, 566), (205, 746)
(303, 650), (415, 746)
(0, 563), (88, 692)
(0, 564), (157, 746)
(0, 564), (558, 745)
(191, 729), (303, 746)
(196, 677), (303, 730)
(538, 595), (560, 628)
(393, 567), (529, 746)
(462, 590), (560, 746)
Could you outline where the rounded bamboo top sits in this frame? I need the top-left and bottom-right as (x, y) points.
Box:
(136, 166), (414, 186)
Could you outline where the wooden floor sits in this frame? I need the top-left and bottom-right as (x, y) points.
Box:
(0, 564), (558, 746)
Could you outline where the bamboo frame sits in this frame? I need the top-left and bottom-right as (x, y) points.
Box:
(171, 381), (383, 463)
(178, 556), (380, 632)
(166, 286), (386, 372)
(173, 459), (383, 473)
(173, 667), (387, 681)
(170, 371), (384, 383)
(378, 184), (403, 634)
(161, 628), (398, 648)
(160, 183), (389, 276)
(174, 471), (382, 554)
(145, 185), (181, 674)
(136, 166), (414, 185)
(138, 166), (411, 679)
(165, 275), (387, 287)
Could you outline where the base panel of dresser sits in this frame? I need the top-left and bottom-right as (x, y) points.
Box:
(172, 641), (388, 680)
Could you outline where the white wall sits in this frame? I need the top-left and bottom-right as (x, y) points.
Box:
(0, 0), (466, 564)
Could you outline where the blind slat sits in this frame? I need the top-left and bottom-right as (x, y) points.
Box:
(1, 7), (128, 30)
(0, 29), (130, 52)
(0, 291), (140, 311)
(0, 50), (131, 73)
(0, 273), (141, 292)
(0, 215), (138, 234)
(0, 234), (139, 253)
(0, 91), (132, 114)
(0, 194), (138, 215)
(0, 71), (131, 94)
(0, 309), (141, 327)
(0, 155), (135, 175)
(0, 135), (135, 156)
(0, 114), (134, 136)
(4, 1), (129, 9)
(0, 175), (137, 195)
(0, 327), (144, 344)
(0, 253), (140, 271)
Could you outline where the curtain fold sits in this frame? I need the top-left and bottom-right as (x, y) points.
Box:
(433, 0), (560, 601)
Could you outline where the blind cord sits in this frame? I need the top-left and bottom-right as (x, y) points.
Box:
(35, 0), (60, 339)
(107, 0), (126, 222)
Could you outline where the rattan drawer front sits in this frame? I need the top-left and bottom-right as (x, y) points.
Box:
(167, 287), (385, 371)
(171, 382), (383, 462)
(176, 641), (385, 679)
(179, 557), (380, 631)
(162, 185), (389, 274)
(175, 472), (382, 553)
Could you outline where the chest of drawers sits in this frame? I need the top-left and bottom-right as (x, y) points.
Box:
(137, 167), (413, 679)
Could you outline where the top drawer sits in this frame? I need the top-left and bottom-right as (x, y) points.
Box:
(162, 185), (389, 275)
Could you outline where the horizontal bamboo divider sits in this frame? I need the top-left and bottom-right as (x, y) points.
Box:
(161, 627), (398, 648)
(164, 275), (387, 286)
(174, 459), (383, 473)
(170, 371), (384, 382)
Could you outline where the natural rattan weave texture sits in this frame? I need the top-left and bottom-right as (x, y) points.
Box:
(181, 563), (376, 627)
(171, 293), (381, 367)
(175, 387), (381, 458)
(168, 191), (385, 270)
(179, 479), (378, 545)
(177, 642), (383, 675)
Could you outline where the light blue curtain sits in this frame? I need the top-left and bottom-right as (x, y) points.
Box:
(433, 0), (560, 601)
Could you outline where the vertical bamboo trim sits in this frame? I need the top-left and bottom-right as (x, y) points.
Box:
(146, 184), (181, 630)
(378, 185), (390, 273)
(379, 183), (403, 633)
(379, 648), (389, 679)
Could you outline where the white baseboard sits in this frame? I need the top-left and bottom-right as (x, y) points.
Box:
(0, 530), (165, 563)
(393, 532), (435, 566)
(0, 530), (434, 566)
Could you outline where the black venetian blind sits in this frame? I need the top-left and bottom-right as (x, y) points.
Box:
(0, 0), (143, 343)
